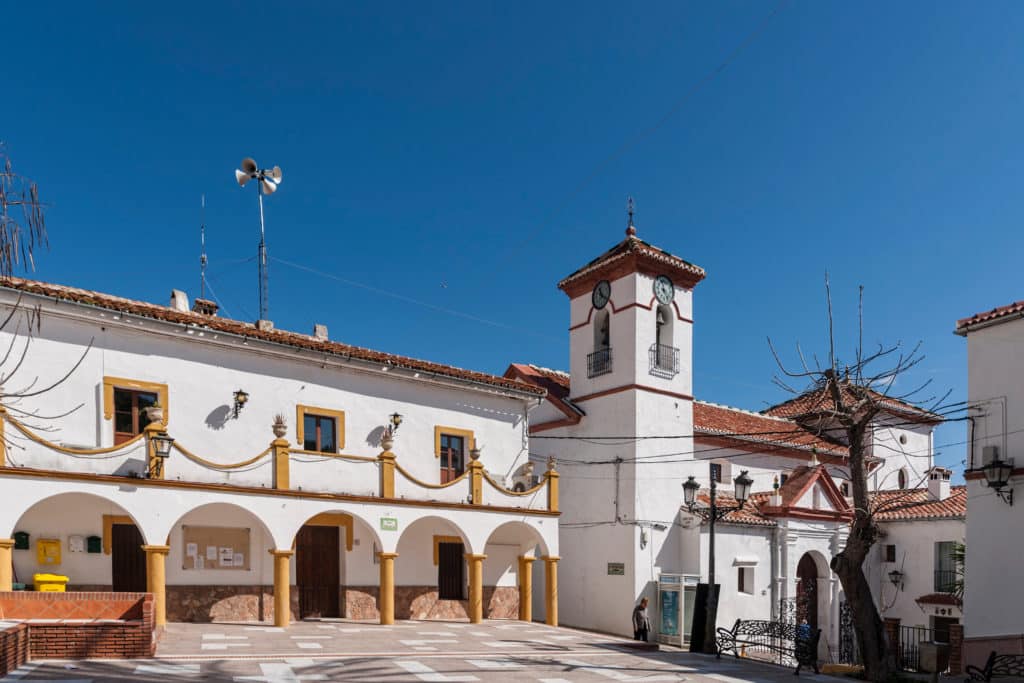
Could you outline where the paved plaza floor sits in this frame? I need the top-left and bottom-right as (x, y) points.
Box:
(2, 619), (845, 682)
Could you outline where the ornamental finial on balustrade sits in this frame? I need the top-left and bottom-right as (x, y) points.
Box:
(547, 455), (557, 472)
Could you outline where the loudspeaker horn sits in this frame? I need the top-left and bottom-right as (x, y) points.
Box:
(240, 157), (258, 175)
(268, 165), (282, 184)
(235, 168), (250, 187)
(261, 178), (278, 195)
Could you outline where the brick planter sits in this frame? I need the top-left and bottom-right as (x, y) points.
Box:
(0, 591), (154, 672)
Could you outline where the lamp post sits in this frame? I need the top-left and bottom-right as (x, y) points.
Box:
(683, 465), (753, 654)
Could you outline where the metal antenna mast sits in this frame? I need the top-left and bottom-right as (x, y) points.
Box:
(200, 194), (208, 299)
(234, 158), (282, 321)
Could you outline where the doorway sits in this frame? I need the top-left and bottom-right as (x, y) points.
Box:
(796, 553), (819, 632)
(111, 523), (147, 593)
(296, 525), (340, 618)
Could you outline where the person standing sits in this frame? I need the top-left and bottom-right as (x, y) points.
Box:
(633, 597), (651, 642)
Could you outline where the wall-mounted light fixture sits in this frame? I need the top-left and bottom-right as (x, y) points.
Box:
(233, 389), (249, 418)
(388, 412), (403, 435)
(982, 455), (1015, 506)
(888, 569), (904, 590)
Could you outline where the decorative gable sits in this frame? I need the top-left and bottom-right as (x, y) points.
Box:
(761, 465), (853, 522)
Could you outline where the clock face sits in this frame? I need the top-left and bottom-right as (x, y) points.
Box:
(653, 275), (674, 305)
(592, 280), (611, 309)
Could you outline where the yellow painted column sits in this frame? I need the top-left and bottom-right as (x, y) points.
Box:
(466, 553), (487, 623)
(272, 438), (290, 490)
(546, 458), (560, 512)
(142, 545), (170, 627)
(0, 539), (14, 592)
(468, 461), (484, 505)
(518, 556), (534, 622)
(0, 405), (7, 467)
(378, 452), (396, 498)
(543, 555), (559, 627)
(269, 549), (294, 627)
(144, 422), (166, 479)
(378, 552), (399, 625)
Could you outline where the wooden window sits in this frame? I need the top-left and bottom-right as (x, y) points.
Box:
(295, 405), (345, 452)
(435, 426), (474, 484)
(710, 463), (723, 484)
(884, 544), (896, 563)
(780, 473), (789, 486)
(439, 433), (465, 484)
(302, 413), (338, 453)
(841, 482), (850, 496)
(437, 541), (465, 600)
(113, 388), (158, 445)
(737, 567), (754, 594)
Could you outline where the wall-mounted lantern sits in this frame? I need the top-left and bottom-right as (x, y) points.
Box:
(233, 389), (249, 418)
(388, 412), (403, 435)
(888, 569), (904, 590)
(982, 456), (1014, 506)
(151, 433), (175, 459)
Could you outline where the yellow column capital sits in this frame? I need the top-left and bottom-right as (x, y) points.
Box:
(0, 538), (15, 550)
(269, 549), (294, 558)
(141, 544), (171, 555)
(377, 551), (399, 560)
(464, 553), (487, 561)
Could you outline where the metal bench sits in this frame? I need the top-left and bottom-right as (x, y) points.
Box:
(965, 651), (1024, 681)
(716, 618), (821, 675)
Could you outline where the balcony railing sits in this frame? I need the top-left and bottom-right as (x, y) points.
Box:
(587, 347), (613, 377)
(649, 343), (680, 378)
(934, 569), (958, 593)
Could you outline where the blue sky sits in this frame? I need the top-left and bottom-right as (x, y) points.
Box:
(5, 1), (1024, 475)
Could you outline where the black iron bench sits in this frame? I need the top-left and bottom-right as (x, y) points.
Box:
(716, 619), (821, 675)
(965, 651), (1024, 681)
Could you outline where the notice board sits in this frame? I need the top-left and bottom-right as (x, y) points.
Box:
(181, 525), (251, 570)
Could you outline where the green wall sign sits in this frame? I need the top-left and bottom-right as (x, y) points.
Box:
(380, 517), (398, 531)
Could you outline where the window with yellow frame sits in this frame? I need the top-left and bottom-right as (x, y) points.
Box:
(296, 405), (346, 453)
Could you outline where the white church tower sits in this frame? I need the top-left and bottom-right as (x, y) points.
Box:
(541, 209), (706, 634)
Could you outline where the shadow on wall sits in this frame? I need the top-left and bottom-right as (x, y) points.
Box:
(205, 405), (232, 431)
(365, 426), (386, 449)
(112, 458), (148, 478)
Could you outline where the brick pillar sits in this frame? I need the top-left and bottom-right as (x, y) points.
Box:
(884, 617), (901, 670)
(948, 623), (964, 675)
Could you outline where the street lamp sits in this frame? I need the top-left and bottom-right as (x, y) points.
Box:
(888, 569), (904, 590)
(683, 465), (753, 654)
(148, 432), (174, 479)
(982, 456), (1014, 506)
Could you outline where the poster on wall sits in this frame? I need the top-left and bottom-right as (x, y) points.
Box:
(181, 526), (251, 570)
(660, 589), (679, 636)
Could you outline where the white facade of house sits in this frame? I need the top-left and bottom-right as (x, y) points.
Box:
(957, 306), (1024, 667)
(0, 281), (559, 626)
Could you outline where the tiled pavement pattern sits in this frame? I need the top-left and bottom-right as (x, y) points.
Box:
(1, 620), (845, 682)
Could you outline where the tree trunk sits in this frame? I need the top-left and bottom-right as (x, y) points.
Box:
(831, 418), (893, 683)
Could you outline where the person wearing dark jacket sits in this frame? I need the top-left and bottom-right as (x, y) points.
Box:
(632, 597), (651, 642)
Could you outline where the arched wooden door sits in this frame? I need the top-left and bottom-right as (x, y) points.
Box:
(796, 553), (819, 632)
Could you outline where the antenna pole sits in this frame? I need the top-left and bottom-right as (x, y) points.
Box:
(257, 183), (268, 321)
(200, 194), (208, 300)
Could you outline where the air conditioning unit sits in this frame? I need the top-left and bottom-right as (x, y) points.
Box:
(982, 445), (1000, 467)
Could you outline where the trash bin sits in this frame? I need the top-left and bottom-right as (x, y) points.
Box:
(33, 573), (69, 592)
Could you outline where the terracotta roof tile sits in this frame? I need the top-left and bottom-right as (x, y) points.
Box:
(694, 401), (848, 458)
(915, 593), (961, 607)
(956, 300), (1024, 335)
(690, 491), (776, 527)
(871, 486), (966, 521)
(763, 384), (942, 425)
(1, 277), (545, 397)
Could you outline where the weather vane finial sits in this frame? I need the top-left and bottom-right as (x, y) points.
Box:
(626, 196), (636, 236)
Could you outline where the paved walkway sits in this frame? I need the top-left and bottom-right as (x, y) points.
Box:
(3, 619), (846, 682)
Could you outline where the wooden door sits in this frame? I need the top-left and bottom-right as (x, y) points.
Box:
(437, 542), (464, 600)
(111, 524), (147, 593)
(296, 525), (340, 618)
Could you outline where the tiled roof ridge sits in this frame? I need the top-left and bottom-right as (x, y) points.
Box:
(0, 276), (545, 397)
(557, 232), (705, 289)
(695, 399), (799, 424)
(528, 364), (570, 380)
(762, 383), (942, 423)
(956, 299), (1024, 335)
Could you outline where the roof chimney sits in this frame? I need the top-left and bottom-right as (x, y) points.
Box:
(256, 320), (274, 332)
(169, 289), (190, 312)
(313, 323), (328, 340)
(192, 298), (219, 316)
(928, 466), (951, 501)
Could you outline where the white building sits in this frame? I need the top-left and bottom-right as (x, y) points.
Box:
(956, 301), (1024, 667)
(0, 278), (560, 629)
(506, 219), (953, 662)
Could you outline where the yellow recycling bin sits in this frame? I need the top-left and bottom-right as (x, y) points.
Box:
(33, 573), (69, 592)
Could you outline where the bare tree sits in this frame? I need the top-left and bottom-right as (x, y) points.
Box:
(769, 278), (948, 683)
(0, 146), (48, 278)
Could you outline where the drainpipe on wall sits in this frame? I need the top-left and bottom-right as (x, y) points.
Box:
(770, 525), (779, 620)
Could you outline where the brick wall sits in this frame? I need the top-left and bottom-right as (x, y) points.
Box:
(0, 623), (29, 676)
(0, 592), (154, 667)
